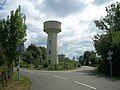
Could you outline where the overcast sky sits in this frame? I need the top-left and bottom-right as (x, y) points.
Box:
(0, 0), (119, 58)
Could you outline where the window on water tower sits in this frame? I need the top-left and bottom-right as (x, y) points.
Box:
(49, 50), (51, 55)
(48, 60), (51, 64)
(49, 40), (51, 44)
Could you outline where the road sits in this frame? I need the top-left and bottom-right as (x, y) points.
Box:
(21, 66), (120, 90)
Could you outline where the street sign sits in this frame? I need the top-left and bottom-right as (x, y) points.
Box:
(107, 56), (112, 60)
(107, 50), (113, 77)
(17, 43), (24, 53)
(107, 50), (113, 60)
(108, 51), (113, 56)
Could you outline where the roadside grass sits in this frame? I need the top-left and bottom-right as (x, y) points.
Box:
(94, 68), (120, 80)
(21, 64), (81, 71)
(0, 73), (32, 90)
(0, 84), (4, 90)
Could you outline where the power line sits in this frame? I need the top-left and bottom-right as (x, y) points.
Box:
(27, 30), (92, 47)
(0, 0), (6, 10)
(27, 30), (46, 37)
(58, 38), (93, 47)
(27, 29), (94, 56)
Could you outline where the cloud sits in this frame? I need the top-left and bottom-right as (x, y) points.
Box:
(25, 30), (47, 47)
(0, 0), (117, 58)
(57, 16), (101, 58)
(58, 38), (95, 58)
(93, 0), (114, 5)
(39, 0), (86, 17)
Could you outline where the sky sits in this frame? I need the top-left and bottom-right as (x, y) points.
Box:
(0, 0), (119, 59)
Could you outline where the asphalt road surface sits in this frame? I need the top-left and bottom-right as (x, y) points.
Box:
(21, 66), (120, 90)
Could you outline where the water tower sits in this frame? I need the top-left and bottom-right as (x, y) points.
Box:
(43, 20), (61, 65)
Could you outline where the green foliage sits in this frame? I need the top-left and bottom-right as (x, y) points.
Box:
(43, 61), (48, 68)
(22, 50), (80, 70)
(52, 57), (81, 70)
(79, 51), (99, 66)
(34, 55), (40, 68)
(37, 57), (81, 71)
(23, 51), (33, 65)
(93, 2), (120, 76)
(21, 44), (47, 68)
(0, 72), (32, 90)
(20, 45), (81, 70)
(20, 59), (24, 67)
(0, 5), (27, 85)
(0, 47), (6, 66)
(48, 65), (59, 70)
(79, 55), (84, 65)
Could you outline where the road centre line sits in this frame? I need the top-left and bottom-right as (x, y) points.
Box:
(39, 73), (49, 76)
(54, 75), (68, 80)
(39, 72), (96, 90)
(74, 80), (97, 90)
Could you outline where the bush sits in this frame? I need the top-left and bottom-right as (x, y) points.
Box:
(43, 62), (48, 68)
(48, 64), (66, 71)
(77, 63), (81, 67)
(21, 64), (31, 68)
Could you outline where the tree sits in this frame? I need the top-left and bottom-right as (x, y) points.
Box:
(0, 5), (27, 84)
(72, 56), (75, 60)
(39, 46), (46, 58)
(0, 47), (6, 66)
(93, 2), (120, 76)
(83, 51), (91, 65)
(23, 44), (47, 68)
(21, 51), (33, 65)
(39, 46), (47, 65)
(79, 51), (99, 66)
(79, 55), (84, 65)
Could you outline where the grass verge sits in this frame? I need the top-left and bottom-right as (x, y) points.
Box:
(94, 68), (120, 80)
(0, 73), (32, 90)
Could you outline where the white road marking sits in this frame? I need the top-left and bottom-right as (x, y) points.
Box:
(74, 81), (97, 90)
(39, 73), (49, 76)
(54, 75), (68, 80)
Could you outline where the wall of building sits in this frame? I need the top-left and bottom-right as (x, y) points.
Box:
(47, 33), (59, 64)
(43, 20), (61, 65)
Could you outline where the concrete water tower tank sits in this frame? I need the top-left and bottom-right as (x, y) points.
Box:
(43, 20), (61, 65)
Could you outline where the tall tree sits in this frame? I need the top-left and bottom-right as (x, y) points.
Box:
(0, 5), (27, 83)
(83, 51), (91, 65)
(24, 44), (46, 68)
(79, 55), (84, 65)
(93, 2), (120, 76)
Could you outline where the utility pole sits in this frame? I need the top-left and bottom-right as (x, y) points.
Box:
(17, 43), (24, 80)
(107, 50), (113, 77)
(17, 54), (20, 80)
(0, 0), (6, 10)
